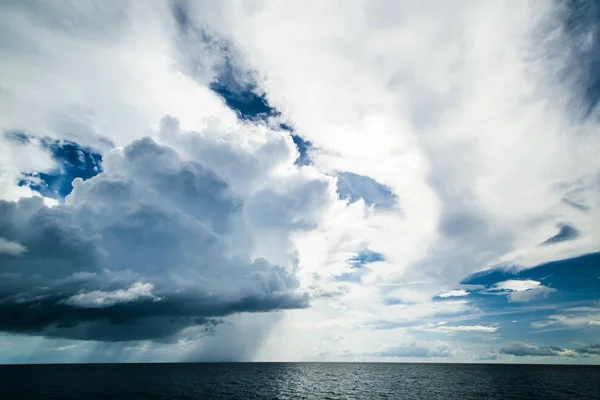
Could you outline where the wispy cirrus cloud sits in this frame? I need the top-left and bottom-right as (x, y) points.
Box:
(531, 307), (600, 330)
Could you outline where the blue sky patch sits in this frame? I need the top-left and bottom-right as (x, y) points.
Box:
(210, 80), (314, 166)
(336, 172), (398, 210)
(334, 249), (385, 282)
(453, 252), (600, 335)
(210, 81), (314, 167)
(171, 2), (316, 170)
(350, 250), (385, 268)
(461, 252), (600, 300)
(13, 134), (102, 199)
(171, 0), (276, 121)
(540, 223), (580, 245)
(291, 134), (312, 166)
(171, 0), (275, 122)
(408, 253), (600, 347)
(210, 83), (275, 121)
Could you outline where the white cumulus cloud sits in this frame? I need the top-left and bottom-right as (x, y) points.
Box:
(65, 282), (161, 308)
(438, 289), (469, 298)
(489, 280), (557, 303)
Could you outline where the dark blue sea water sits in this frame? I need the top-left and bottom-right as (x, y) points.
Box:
(0, 363), (598, 399)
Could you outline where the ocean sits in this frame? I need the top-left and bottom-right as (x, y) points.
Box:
(1, 363), (598, 399)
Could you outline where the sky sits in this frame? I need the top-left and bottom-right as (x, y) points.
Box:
(0, 0), (599, 364)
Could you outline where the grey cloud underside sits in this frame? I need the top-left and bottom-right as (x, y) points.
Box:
(500, 342), (565, 357)
(577, 344), (600, 355)
(0, 283), (303, 342)
(499, 342), (600, 357)
(0, 135), (313, 341)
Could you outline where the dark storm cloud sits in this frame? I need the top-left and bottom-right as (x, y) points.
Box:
(461, 252), (600, 304)
(0, 276), (304, 342)
(0, 137), (309, 341)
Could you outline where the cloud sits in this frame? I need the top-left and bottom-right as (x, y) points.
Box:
(489, 280), (557, 303)
(13, 135), (104, 199)
(474, 352), (498, 361)
(372, 299), (473, 331)
(0, 132), (334, 342)
(376, 341), (454, 358)
(493, 280), (544, 292)
(190, 0), (600, 288)
(500, 342), (574, 357)
(0, 237), (26, 256)
(291, 135), (312, 166)
(500, 342), (600, 357)
(1, 0), (600, 362)
(437, 289), (469, 298)
(64, 282), (161, 308)
(576, 344), (600, 355)
(0, 132), (57, 203)
(416, 323), (498, 334)
(334, 250), (385, 283)
(531, 314), (600, 329)
(461, 253), (600, 310)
